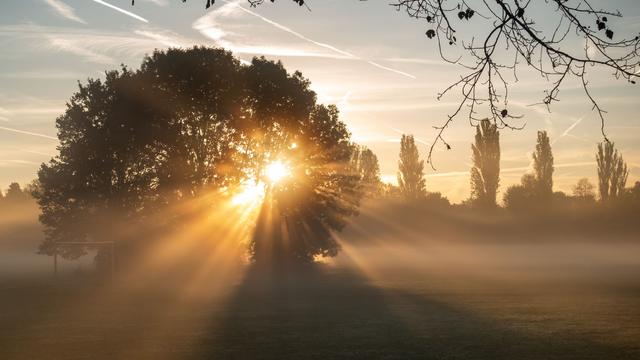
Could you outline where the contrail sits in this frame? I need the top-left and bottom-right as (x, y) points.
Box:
(0, 126), (58, 140)
(220, 0), (416, 79)
(92, 0), (149, 23)
(389, 127), (430, 145)
(553, 115), (585, 145)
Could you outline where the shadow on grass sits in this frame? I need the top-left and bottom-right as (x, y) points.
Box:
(194, 263), (636, 360)
(1, 263), (636, 359)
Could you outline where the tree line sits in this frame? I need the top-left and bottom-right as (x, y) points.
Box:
(387, 119), (639, 214)
(2, 46), (638, 265)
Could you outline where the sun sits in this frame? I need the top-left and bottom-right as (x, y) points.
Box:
(265, 160), (291, 184)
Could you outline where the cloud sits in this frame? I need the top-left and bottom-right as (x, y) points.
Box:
(92, 0), (149, 23)
(389, 127), (431, 146)
(0, 24), (193, 65)
(0, 126), (58, 141)
(194, 0), (416, 79)
(43, 0), (86, 24)
(0, 159), (43, 167)
(138, 0), (168, 6)
(0, 70), (86, 80)
(383, 57), (446, 66)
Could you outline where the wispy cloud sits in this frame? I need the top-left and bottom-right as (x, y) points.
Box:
(194, 0), (416, 79)
(0, 24), (192, 65)
(0, 159), (43, 167)
(43, 0), (86, 24)
(0, 70), (86, 80)
(92, 0), (149, 23)
(0, 104), (64, 117)
(389, 127), (431, 146)
(139, 0), (168, 6)
(0, 126), (57, 141)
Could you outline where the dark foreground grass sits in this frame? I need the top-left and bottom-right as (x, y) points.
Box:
(1, 245), (640, 360)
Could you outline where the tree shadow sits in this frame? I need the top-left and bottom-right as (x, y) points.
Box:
(194, 264), (638, 359)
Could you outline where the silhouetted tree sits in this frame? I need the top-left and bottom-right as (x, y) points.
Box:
(470, 120), (500, 208)
(533, 131), (554, 198)
(503, 174), (536, 212)
(4, 183), (30, 203)
(351, 146), (381, 196)
(397, 135), (426, 200)
(34, 47), (360, 264)
(596, 141), (629, 202)
(573, 178), (596, 202)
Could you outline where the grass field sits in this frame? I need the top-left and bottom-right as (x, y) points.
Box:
(1, 240), (640, 359)
(1, 205), (640, 359)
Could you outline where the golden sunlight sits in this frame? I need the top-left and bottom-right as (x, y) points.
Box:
(232, 182), (266, 205)
(265, 160), (291, 184)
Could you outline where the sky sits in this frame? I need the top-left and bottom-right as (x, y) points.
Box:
(1, 0), (639, 203)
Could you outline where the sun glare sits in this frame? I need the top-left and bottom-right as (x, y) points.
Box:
(232, 182), (265, 205)
(265, 160), (291, 184)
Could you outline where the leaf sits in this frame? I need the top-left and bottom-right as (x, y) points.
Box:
(597, 21), (606, 30)
(602, 16), (608, 22)
(501, 109), (508, 118)
(466, 9), (474, 19)
(606, 29), (614, 39)
(458, 11), (466, 20)
(426, 29), (436, 39)
(516, 8), (524, 18)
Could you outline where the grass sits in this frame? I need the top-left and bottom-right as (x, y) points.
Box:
(1, 241), (640, 360)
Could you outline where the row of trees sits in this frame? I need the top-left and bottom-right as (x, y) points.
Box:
(393, 119), (636, 211)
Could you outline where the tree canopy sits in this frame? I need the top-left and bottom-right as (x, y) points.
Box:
(34, 47), (360, 263)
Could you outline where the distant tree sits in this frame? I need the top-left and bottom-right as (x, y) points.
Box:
(623, 182), (640, 210)
(4, 183), (29, 202)
(424, 192), (450, 208)
(503, 174), (536, 212)
(573, 178), (596, 202)
(34, 47), (360, 263)
(470, 119), (500, 208)
(381, 183), (401, 199)
(359, 148), (381, 185)
(358, 147), (381, 196)
(532, 131), (554, 198)
(596, 141), (629, 202)
(397, 134), (426, 200)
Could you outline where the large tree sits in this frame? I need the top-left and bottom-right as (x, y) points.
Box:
(397, 134), (426, 200)
(34, 47), (360, 263)
(596, 141), (629, 202)
(532, 131), (554, 198)
(470, 119), (500, 208)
